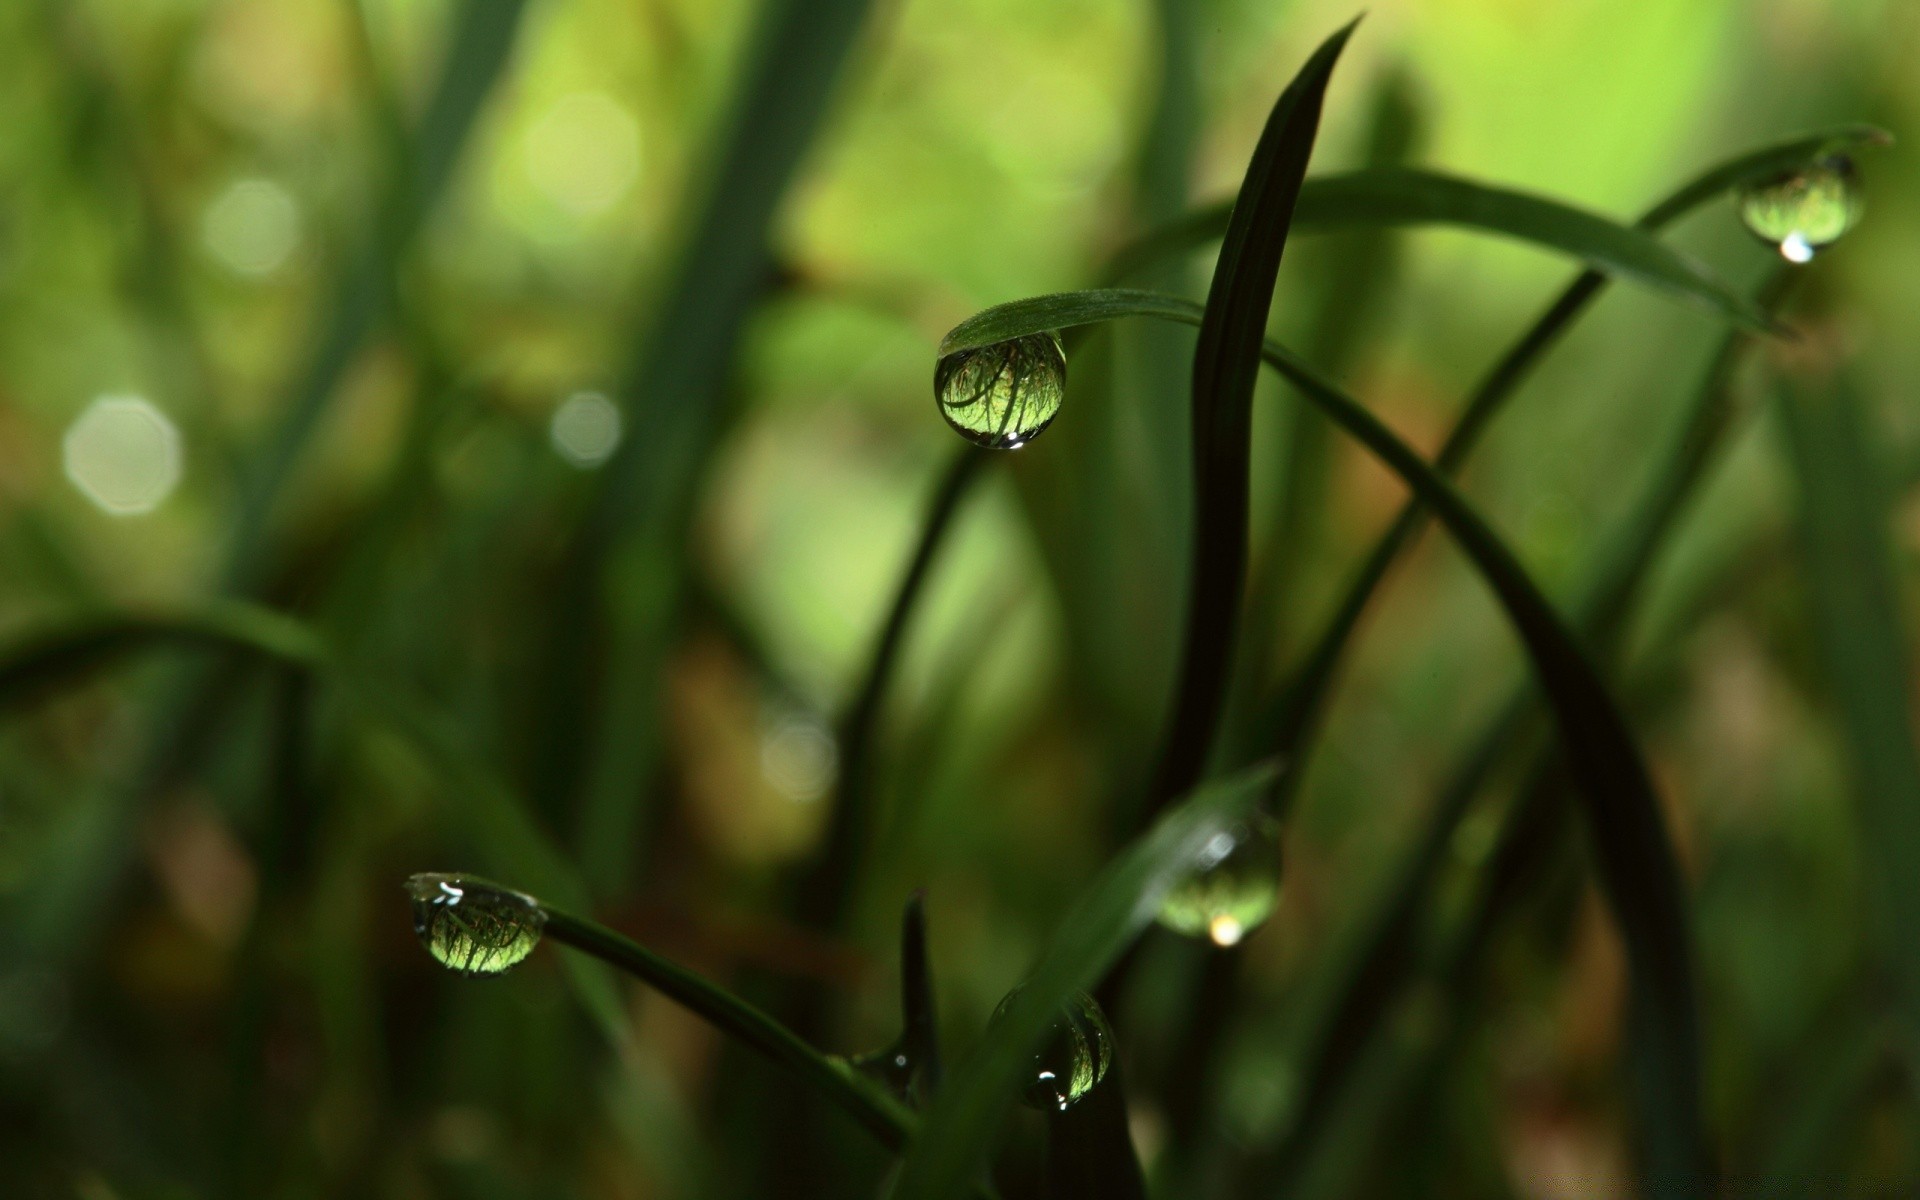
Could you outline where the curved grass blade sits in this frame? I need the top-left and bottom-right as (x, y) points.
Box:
(937, 286), (1707, 1184)
(1259, 273), (1793, 1191)
(1249, 127), (1889, 826)
(1129, 16), (1357, 822)
(1104, 125), (1891, 299)
(1776, 369), (1920, 1077)
(886, 762), (1280, 1200)
(536, 904), (916, 1150)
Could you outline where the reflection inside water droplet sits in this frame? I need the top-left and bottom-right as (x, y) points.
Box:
(1157, 813), (1283, 947)
(990, 987), (1113, 1112)
(1738, 154), (1863, 263)
(405, 873), (546, 977)
(934, 332), (1066, 450)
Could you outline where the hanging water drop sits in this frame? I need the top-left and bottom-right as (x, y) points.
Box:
(1737, 155), (1863, 264)
(405, 873), (547, 977)
(1156, 814), (1283, 947)
(990, 987), (1113, 1113)
(934, 332), (1066, 450)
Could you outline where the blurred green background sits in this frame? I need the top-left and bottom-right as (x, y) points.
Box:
(1, 0), (1916, 1195)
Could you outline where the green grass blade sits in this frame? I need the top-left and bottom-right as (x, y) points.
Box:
(1104, 126), (1890, 302)
(885, 762), (1279, 1200)
(795, 447), (988, 930)
(1776, 369), (1920, 1075)
(537, 906), (917, 1151)
(938, 286), (1707, 1184)
(901, 893), (944, 1097)
(223, 0), (532, 587)
(1261, 275), (1791, 1190)
(1144, 17), (1358, 820)
(544, 0), (881, 879)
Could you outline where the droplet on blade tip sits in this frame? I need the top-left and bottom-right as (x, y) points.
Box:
(934, 332), (1066, 450)
(405, 873), (546, 978)
(1156, 814), (1283, 946)
(990, 987), (1113, 1113)
(1737, 154), (1862, 263)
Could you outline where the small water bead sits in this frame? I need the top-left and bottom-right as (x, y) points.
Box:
(405, 873), (546, 977)
(934, 332), (1066, 450)
(1156, 814), (1283, 947)
(1738, 155), (1863, 264)
(990, 987), (1113, 1113)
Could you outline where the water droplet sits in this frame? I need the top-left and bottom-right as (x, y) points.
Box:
(1156, 814), (1282, 947)
(1738, 155), (1863, 263)
(991, 987), (1113, 1112)
(934, 332), (1066, 450)
(405, 873), (546, 977)
(847, 1045), (917, 1099)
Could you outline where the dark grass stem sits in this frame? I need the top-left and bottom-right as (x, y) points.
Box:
(1144, 18), (1358, 824)
(538, 906), (917, 1151)
(1244, 270), (1794, 1190)
(797, 447), (988, 933)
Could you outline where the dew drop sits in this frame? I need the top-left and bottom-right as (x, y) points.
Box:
(405, 873), (546, 977)
(990, 987), (1113, 1113)
(1157, 814), (1282, 947)
(1737, 155), (1863, 263)
(934, 332), (1066, 450)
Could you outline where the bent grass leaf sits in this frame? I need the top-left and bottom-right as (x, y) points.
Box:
(1105, 125), (1891, 315)
(936, 285), (1707, 1185)
(1144, 16), (1356, 814)
(886, 762), (1279, 1200)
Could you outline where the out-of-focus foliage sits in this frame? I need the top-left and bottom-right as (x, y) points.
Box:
(0, 0), (1916, 1195)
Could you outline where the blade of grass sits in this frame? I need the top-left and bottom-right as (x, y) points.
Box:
(1775, 368), (1920, 1081)
(1104, 126), (1890, 292)
(1250, 128), (1887, 831)
(222, 0), (532, 585)
(795, 446), (988, 931)
(885, 762), (1280, 1200)
(1043, 1060), (1148, 1200)
(1144, 16), (1359, 823)
(540, 0), (882, 889)
(536, 905), (917, 1151)
(939, 286), (1707, 1185)
(1257, 271), (1792, 1191)
(901, 893), (944, 1098)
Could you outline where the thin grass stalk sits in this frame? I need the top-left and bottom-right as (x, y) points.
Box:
(796, 447), (988, 932)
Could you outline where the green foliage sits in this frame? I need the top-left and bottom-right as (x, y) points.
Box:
(0, 2), (1912, 1197)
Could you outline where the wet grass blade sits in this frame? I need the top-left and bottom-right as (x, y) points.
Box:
(536, 905), (917, 1151)
(1104, 125), (1890, 294)
(885, 761), (1279, 1200)
(1261, 274), (1792, 1190)
(938, 286), (1707, 1184)
(1145, 17), (1358, 821)
(1776, 369), (1920, 1074)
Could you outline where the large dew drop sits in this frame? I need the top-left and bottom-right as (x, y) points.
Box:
(934, 332), (1066, 450)
(1738, 155), (1863, 264)
(990, 987), (1113, 1113)
(1156, 814), (1283, 947)
(405, 873), (546, 977)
